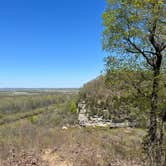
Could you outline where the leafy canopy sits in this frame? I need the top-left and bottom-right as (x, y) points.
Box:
(102, 0), (166, 70)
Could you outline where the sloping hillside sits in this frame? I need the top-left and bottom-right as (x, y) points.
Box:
(79, 71), (166, 127)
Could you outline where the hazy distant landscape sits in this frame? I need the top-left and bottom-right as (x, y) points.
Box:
(0, 88), (79, 94)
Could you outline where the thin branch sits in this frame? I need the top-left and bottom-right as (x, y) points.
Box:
(161, 44), (166, 52)
(127, 38), (154, 67)
(144, 50), (156, 55)
(126, 49), (140, 54)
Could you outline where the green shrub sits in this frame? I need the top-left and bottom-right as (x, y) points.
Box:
(69, 101), (77, 113)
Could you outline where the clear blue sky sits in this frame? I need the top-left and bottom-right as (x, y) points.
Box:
(0, 0), (106, 88)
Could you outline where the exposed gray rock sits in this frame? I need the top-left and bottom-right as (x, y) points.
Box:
(77, 101), (111, 127)
(77, 101), (133, 128)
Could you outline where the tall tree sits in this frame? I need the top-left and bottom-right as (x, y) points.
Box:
(102, 0), (166, 164)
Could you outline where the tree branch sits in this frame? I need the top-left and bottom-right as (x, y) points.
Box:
(149, 20), (160, 53)
(161, 44), (166, 52)
(127, 38), (154, 67)
(144, 50), (156, 55)
(126, 49), (140, 54)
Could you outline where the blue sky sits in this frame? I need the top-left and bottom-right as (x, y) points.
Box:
(0, 0), (106, 88)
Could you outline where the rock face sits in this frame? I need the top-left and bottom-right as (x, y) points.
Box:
(77, 101), (135, 128)
(77, 101), (89, 126)
(77, 101), (111, 127)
